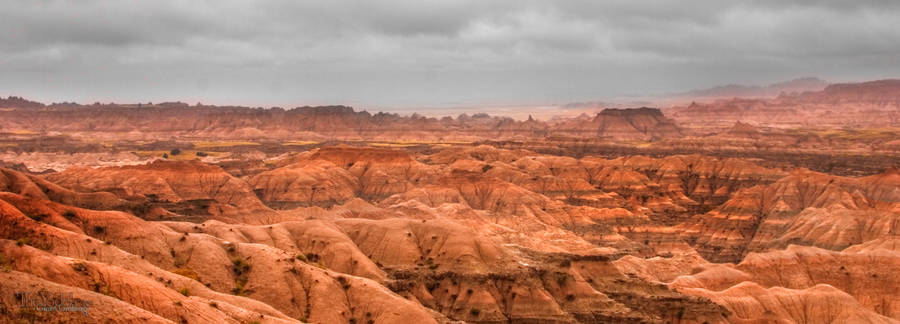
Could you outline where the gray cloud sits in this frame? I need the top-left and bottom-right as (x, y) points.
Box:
(0, 0), (898, 109)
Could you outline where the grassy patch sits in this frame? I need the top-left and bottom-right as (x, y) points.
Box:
(282, 141), (319, 146)
(368, 142), (417, 148)
(171, 267), (199, 281)
(7, 129), (37, 135)
(193, 141), (260, 148)
(231, 257), (251, 295)
(132, 150), (225, 160)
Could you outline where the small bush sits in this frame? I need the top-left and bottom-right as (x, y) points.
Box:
(470, 308), (481, 316)
(195, 151), (208, 157)
(232, 258), (250, 274)
(178, 288), (190, 296)
(25, 212), (47, 222)
(336, 276), (351, 290)
(72, 262), (88, 273)
(170, 149), (181, 156)
(554, 272), (568, 286)
(62, 210), (77, 219)
(295, 254), (308, 262)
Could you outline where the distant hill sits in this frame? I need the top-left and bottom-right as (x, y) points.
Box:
(668, 79), (900, 128)
(673, 77), (829, 99)
(0, 98), (683, 142)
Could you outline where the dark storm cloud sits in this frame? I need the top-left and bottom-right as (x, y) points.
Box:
(0, 0), (898, 108)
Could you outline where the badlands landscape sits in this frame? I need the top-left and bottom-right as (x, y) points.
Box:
(1, 80), (899, 324)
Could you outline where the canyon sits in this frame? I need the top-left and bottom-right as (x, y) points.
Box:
(0, 79), (898, 323)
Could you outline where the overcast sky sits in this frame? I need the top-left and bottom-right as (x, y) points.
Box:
(1, 0), (899, 110)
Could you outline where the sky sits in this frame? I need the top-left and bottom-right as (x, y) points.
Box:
(1, 0), (899, 111)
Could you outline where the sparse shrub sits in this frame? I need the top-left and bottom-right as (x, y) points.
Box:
(170, 149), (181, 156)
(196, 151), (208, 157)
(481, 164), (493, 172)
(336, 276), (351, 290)
(232, 258), (250, 274)
(172, 267), (199, 281)
(470, 308), (480, 316)
(93, 225), (105, 234)
(209, 302), (218, 308)
(295, 254), (308, 262)
(72, 262), (88, 273)
(25, 212), (47, 222)
(554, 272), (568, 286)
(425, 281), (439, 292)
(62, 210), (77, 219)
(130, 202), (153, 216)
(231, 257), (251, 295)
(163, 153), (169, 159)
(15, 238), (29, 247)
(179, 287), (190, 296)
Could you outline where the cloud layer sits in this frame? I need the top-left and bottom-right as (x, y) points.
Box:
(1, 0), (898, 108)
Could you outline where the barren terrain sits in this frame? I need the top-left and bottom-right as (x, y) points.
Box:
(1, 79), (899, 323)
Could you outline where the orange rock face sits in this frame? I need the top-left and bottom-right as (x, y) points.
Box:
(1, 86), (898, 323)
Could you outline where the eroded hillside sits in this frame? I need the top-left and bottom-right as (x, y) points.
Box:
(1, 142), (897, 323)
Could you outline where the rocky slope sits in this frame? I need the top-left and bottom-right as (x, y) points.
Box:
(682, 168), (900, 263)
(1, 141), (897, 323)
(1, 162), (733, 323)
